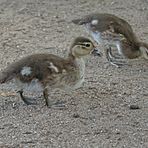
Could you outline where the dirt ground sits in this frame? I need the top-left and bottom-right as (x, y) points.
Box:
(0, 0), (148, 147)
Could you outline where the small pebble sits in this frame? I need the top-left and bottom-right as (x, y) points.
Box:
(72, 113), (80, 118)
(129, 105), (140, 110)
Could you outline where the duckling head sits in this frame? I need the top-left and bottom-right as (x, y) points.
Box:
(70, 37), (98, 58)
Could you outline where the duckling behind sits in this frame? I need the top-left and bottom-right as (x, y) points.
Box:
(72, 13), (148, 67)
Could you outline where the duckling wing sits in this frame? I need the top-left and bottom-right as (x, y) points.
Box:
(72, 13), (137, 43)
(0, 54), (65, 84)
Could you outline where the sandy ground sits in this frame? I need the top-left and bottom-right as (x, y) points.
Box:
(0, 0), (148, 147)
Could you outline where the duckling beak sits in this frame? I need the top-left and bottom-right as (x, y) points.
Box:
(91, 47), (102, 57)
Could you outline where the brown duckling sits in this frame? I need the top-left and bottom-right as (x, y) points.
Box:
(72, 13), (148, 67)
(0, 37), (98, 107)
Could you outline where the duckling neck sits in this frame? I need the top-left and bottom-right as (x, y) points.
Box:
(73, 57), (85, 89)
(66, 54), (86, 89)
(75, 57), (85, 75)
(68, 54), (85, 73)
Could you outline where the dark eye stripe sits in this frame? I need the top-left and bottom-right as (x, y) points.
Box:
(78, 43), (90, 47)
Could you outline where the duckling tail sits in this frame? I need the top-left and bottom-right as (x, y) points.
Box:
(139, 42), (148, 60)
(0, 68), (16, 84)
(72, 19), (86, 25)
(0, 72), (10, 83)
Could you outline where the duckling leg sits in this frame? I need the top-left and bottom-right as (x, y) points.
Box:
(17, 90), (37, 105)
(105, 47), (127, 67)
(108, 47), (125, 59)
(43, 88), (49, 107)
(108, 46), (125, 59)
(43, 88), (66, 108)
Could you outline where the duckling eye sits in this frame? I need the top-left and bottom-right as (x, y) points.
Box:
(85, 44), (90, 47)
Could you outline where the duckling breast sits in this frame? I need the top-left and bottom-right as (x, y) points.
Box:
(51, 68), (83, 91)
(51, 58), (85, 91)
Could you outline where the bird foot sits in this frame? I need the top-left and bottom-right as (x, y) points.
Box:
(111, 53), (125, 60)
(109, 59), (128, 68)
(106, 48), (128, 68)
(17, 90), (37, 105)
(47, 100), (66, 109)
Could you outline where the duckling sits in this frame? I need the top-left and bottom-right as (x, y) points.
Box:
(72, 13), (148, 67)
(0, 37), (98, 107)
